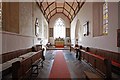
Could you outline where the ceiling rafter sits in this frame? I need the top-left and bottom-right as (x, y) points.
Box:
(75, 2), (80, 12)
(65, 2), (75, 13)
(47, 7), (72, 19)
(63, 7), (72, 17)
(48, 12), (71, 23)
(65, 2), (76, 20)
(70, 1), (75, 16)
(47, 7), (56, 17)
(62, 2), (65, 13)
(47, 2), (51, 17)
(72, 1), (85, 21)
(69, 1), (75, 19)
(44, 2), (54, 14)
(55, 2), (57, 14)
(37, 0), (85, 23)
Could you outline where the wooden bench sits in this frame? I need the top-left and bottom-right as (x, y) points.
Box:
(12, 50), (44, 80)
(84, 71), (104, 80)
(1, 48), (32, 77)
(31, 58), (43, 74)
(81, 51), (112, 79)
(80, 46), (120, 75)
(87, 47), (120, 75)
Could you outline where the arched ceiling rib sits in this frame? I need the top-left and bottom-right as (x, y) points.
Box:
(36, 0), (85, 23)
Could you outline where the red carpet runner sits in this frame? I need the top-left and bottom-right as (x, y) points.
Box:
(49, 51), (71, 78)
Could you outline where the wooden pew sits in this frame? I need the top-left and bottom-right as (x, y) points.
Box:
(89, 47), (120, 75)
(12, 58), (32, 79)
(2, 48), (32, 63)
(80, 46), (119, 78)
(87, 52), (96, 68)
(82, 51), (112, 79)
(12, 50), (43, 80)
(95, 57), (111, 79)
(83, 51), (89, 62)
(1, 48), (32, 77)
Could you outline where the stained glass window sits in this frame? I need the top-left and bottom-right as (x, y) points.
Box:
(54, 18), (65, 39)
(103, 1), (108, 34)
(0, 2), (2, 29)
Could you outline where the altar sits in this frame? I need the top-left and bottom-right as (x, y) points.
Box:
(55, 37), (64, 48)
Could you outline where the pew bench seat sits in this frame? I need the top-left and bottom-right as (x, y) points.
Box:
(112, 61), (120, 75)
(19, 52), (37, 59)
(1, 52), (39, 77)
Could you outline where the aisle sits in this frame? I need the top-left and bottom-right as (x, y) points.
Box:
(49, 50), (71, 78)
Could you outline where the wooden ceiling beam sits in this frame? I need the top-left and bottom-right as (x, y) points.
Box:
(62, 2), (65, 13)
(48, 12), (71, 23)
(65, 2), (75, 13)
(36, 0), (85, 23)
(44, 2), (54, 12)
(47, 2), (51, 17)
(78, 1), (85, 13)
(63, 7), (72, 17)
(65, 2), (76, 19)
(55, 2), (57, 13)
(68, 2), (74, 17)
(71, 2), (85, 21)
(47, 7), (56, 17)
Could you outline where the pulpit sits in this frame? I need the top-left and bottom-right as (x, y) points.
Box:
(55, 37), (64, 48)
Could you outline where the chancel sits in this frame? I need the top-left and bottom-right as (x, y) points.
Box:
(0, 0), (120, 80)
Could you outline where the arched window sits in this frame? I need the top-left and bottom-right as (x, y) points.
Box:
(0, 2), (2, 29)
(54, 18), (65, 39)
(93, 1), (108, 37)
(103, 1), (108, 35)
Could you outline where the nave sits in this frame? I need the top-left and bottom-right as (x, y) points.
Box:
(1, 1), (120, 80)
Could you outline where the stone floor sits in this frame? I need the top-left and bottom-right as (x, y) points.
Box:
(2, 49), (120, 80)
(33, 50), (120, 80)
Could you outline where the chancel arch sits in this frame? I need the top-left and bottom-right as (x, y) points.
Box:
(48, 13), (70, 45)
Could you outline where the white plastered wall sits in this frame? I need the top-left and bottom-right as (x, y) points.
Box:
(1, 2), (48, 53)
(71, 2), (119, 52)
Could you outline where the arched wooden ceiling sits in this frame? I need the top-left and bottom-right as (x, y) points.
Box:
(36, 0), (85, 23)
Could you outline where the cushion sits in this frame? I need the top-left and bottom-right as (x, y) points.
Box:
(112, 61), (120, 68)
(87, 52), (104, 60)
